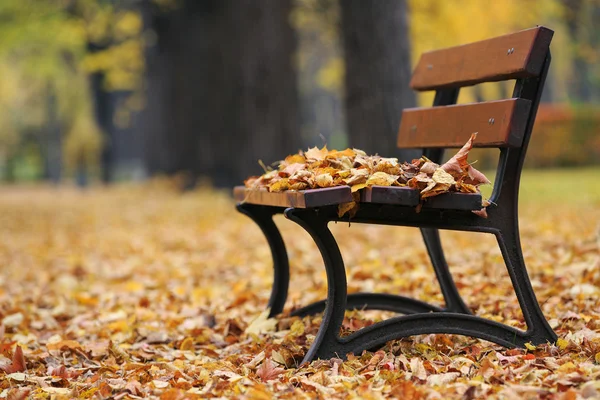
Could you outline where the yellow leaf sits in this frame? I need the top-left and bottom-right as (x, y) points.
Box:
(337, 201), (358, 218)
(304, 146), (329, 161)
(556, 338), (569, 350)
(432, 168), (456, 185)
(271, 350), (286, 365)
(245, 309), (278, 335)
(180, 337), (194, 351)
(344, 169), (369, 186)
(595, 353), (600, 364)
(284, 154), (305, 165)
(525, 343), (537, 351)
(47, 340), (83, 351)
(374, 158), (401, 175)
(366, 171), (398, 186)
(290, 320), (305, 336)
(327, 148), (355, 158)
(289, 182), (308, 191)
(351, 183), (368, 192)
(558, 361), (576, 372)
(268, 178), (289, 192)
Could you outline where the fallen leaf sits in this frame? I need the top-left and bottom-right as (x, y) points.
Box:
(0, 345), (26, 373)
(256, 359), (285, 382)
(315, 173), (334, 188)
(245, 310), (278, 335)
(366, 171), (398, 186)
(304, 146), (329, 161)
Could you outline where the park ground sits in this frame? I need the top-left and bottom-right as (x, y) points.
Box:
(0, 168), (599, 399)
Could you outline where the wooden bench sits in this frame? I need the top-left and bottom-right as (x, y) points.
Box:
(235, 26), (557, 363)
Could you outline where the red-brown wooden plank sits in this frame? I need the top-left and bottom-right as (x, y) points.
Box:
(360, 186), (482, 210)
(233, 186), (353, 208)
(410, 27), (553, 91)
(422, 192), (483, 210)
(360, 186), (419, 206)
(397, 98), (531, 149)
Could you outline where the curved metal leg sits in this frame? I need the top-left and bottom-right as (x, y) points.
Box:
(285, 207), (548, 362)
(291, 293), (443, 317)
(237, 204), (289, 317)
(496, 227), (557, 344)
(284, 208), (348, 363)
(421, 228), (472, 314)
(327, 312), (531, 359)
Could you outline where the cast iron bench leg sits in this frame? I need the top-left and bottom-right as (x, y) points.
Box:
(291, 293), (443, 317)
(495, 226), (557, 343)
(421, 228), (472, 314)
(288, 229), (469, 317)
(236, 203), (289, 317)
(285, 208), (553, 363)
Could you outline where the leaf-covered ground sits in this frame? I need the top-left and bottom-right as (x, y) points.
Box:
(1, 171), (599, 399)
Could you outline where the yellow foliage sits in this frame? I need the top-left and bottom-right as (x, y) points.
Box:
(317, 57), (344, 92)
(408, 0), (570, 105)
(64, 113), (103, 172)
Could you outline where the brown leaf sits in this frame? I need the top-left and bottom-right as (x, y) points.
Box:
(125, 379), (143, 396)
(343, 168), (369, 186)
(279, 163), (306, 178)
(441, 133), (477, 174)
(0, 345), (25, 373)
(420, 161), (440, 175)
(6, 388), (31, 400)
(256, 358), (285, 382)
(337, 201), (358, 218)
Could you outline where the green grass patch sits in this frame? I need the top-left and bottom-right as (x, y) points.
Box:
(479, 167), (600, 205)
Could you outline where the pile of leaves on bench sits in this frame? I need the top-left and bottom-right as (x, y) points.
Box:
(244, 133), (491, 217)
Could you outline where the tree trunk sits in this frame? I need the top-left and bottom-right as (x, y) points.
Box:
(340, 0), (419, 161)
(43, 86), (62, 183)
(138, 0), (301, 188)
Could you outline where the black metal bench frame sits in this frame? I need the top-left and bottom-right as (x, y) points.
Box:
(236, 27), (557, 363)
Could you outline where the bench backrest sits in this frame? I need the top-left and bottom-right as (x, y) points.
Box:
(397, 26), (553, 204)
(398, 26), (553, 149)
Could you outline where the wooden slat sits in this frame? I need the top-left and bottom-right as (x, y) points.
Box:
(360, 186), (419, 206)
(423, 192), (483, 210)
(360, 186), (482, 210)
(233, 186), (353, 208)
(397, 98), (531, 149)
(410, 27), (553, 91)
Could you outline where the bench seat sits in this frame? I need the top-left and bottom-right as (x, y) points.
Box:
(233, 186), (353, 208)
(236, 184), (482, 211)
(361, 186), (482, 210)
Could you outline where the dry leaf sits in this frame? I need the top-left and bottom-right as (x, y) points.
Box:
(245, 310), (278, 335)
(1, 345), (26, 373)
(366, 171), (398, 186)
(256, 358), (285, 382)
(315, 173), (334, 188)
(304, 146), (329, 161)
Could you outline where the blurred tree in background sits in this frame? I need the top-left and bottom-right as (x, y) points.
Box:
(0, 0), (598, 186)
(340, 0), (420, 161)
(139, 0), (300, 188)
(0, 0), (143, 183)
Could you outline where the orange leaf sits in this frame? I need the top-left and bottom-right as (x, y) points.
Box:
(47, 340), (82, 352)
